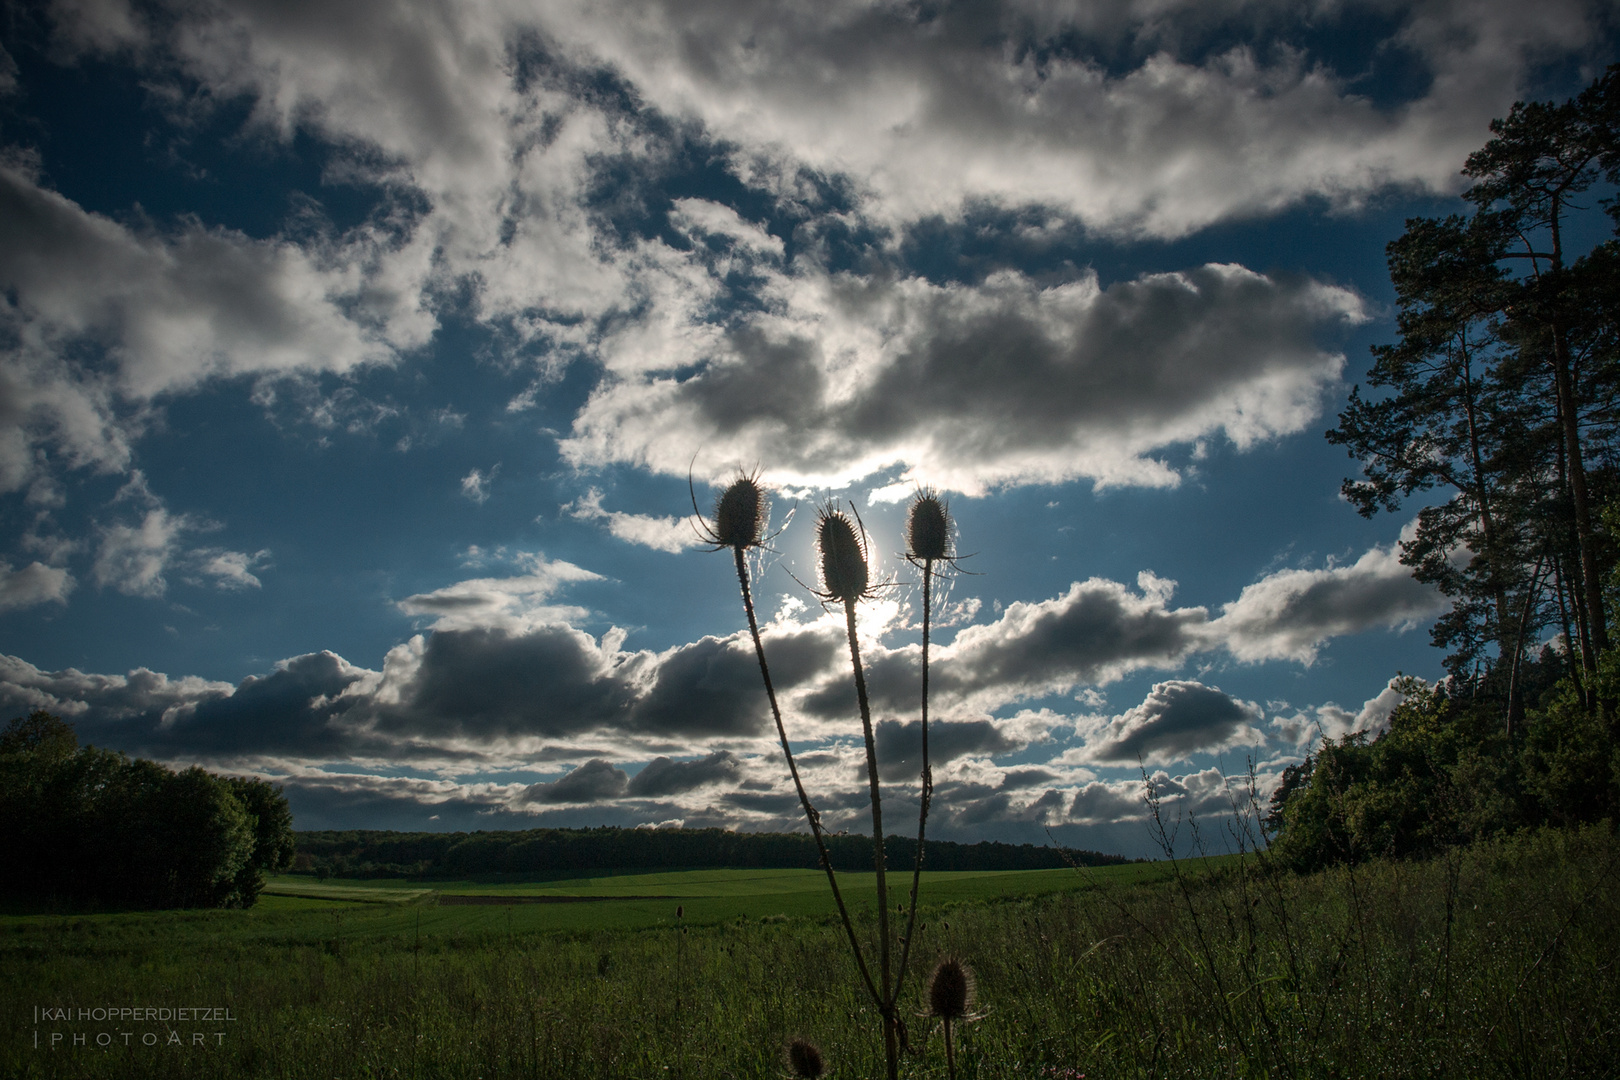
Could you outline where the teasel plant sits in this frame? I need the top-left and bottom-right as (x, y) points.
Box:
(782, 1037), (827, 1079)
(700, 478), (968, 1080)
(807, 502), (906, 1075)
(925, 957), (983, 1080)
(892, 492), (963, 1021)
(692, 474), (881, 1022)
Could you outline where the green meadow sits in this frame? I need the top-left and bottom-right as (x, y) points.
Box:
(3, 829), (1616, 1078)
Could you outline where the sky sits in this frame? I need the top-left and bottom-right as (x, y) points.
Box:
(1, 0), (1616, 858)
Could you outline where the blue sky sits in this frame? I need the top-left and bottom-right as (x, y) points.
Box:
(1, 0), (1615, 857)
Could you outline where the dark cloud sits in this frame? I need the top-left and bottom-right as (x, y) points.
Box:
(998, 768), (1059, 790)
(1082, 681), (1263, 765)
(942, 579), (1207, 698)
(624, 635), (771, 738)
(938, 787), (1067, 831)
(872, 718), (1025, 780)
(523, 759), (631, 804)
(719, 790), (803, 817)
(148, 652), (368, 756)
(627, 750), (743, 797)
(380, 626), (632, 739)
(1068, 781), (1148, 825)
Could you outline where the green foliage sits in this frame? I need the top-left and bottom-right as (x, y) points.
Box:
(1268, 670), (1619, 872)
(0, 711), (295, 911)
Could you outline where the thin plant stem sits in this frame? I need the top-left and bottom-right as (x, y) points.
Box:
(895, 556), (933, 1002)
(733, 546), (880, 1007)
(844, 595), (899, 1080)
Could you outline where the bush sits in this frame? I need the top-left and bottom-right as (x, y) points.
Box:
(1268, 667), (1620, 872)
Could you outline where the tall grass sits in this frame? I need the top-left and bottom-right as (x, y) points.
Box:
(5, 824), (1616, 1078)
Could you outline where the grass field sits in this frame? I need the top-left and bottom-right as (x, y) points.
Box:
(3, 827), (1616, 1078)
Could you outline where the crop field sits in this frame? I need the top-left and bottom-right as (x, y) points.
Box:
(253, 861), (1182, 935)
(3, 827), (1617, 1079)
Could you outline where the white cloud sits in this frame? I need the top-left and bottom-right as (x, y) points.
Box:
(542, 0), (1598, 236)
(562, 487), (697, 553)
(1213, 541), (1447, 664)
(88, 482), (270, 598)
(0, 161), (407, 492)
(565, 263), (1364, 493)
(460, 466), (498, 504)
(396, 552), (603, 631)
(1271, 676), (1411, 748)
(7, 0), (1596, 516)
(194, 548), (272, 591)
(0, 560), (75, 610)
(669, 198), (784, 257)
(92, 508), (189, 598)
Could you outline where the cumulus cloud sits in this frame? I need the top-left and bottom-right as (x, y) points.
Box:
(92, 508), (189, 598)
(563, 488), (697, 553)
(83, 477), (271, 599)
(8, 0), (1601, 512)
(1078, 680), (1265, 765)
(566, 264), (1364, 493)
(940, 577), (1209, 702)
(0, 560), (74, 610)
(0, 651), (233, 724)
(873, 717), (1029, 780)
(1271, 677), (1411, 748)
(627, 750), (743, 796)
(1214, 542), (1447, 664)
(523, 759), (631, 804)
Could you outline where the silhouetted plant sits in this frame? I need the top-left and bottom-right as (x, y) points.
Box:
(783, 1037), (827, 1078)
(700, 480), (972, 1080)
(926, 956), (983, 1080)
(695, 477), (882, 1033)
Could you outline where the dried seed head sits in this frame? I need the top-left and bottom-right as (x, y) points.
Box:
(928, 957), (976, 1020)
(784, 1037), (826, 1078)
(714, 477), (765, 548)
(817, 508), (868, 602)
(907, 493), (950, 561)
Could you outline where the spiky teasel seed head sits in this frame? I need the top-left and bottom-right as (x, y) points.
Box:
(906, 491), (951, 561)
(817, 506), (869, 602)
(928, 957), (976, 1020)
(783, 1037), (826, 1078)
(713, 475), (766, 549)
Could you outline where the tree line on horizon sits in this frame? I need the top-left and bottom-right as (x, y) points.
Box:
(1270, 67), (1620, 869)
(291, 826), (1133, 880)
(0, 711), (295, 910)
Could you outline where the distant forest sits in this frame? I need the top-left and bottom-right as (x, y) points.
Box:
(292, 827), (1132, 879)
